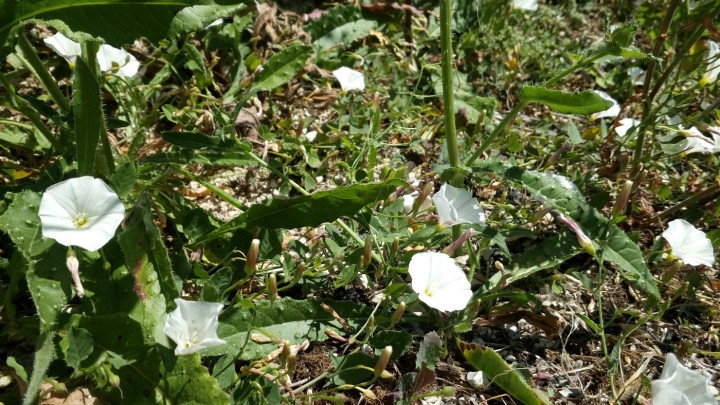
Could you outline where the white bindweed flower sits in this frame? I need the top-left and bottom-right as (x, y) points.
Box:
(590, 91), (620, 120)
(651, 353), (716, 405)
(512, 0), (538, 11)
(97, 44), (140, 77)
(615, 118), (641, 137)
(700, 40), (719, 86)
(163, 299), (226, 355)
(409, 252), (472, 312)
(39, 176), (125, 251)
(432, 183), (485, 226)
(678, 126), (718, 155)
(627, 67), (646, 86)
(44, 32), (82, 68)
(402, 191), (419, 213)
(332, 67), (365, 91)
(662, 219), (715, 267)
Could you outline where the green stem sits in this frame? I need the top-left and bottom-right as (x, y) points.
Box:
(16, 31), (71, 115)
(0, 73), (61, 151)
(465, 101), (526, 166)
(440, 0), (459, 170)
(657, 183), (720, 220)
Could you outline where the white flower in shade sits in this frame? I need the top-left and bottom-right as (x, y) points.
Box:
(627, 67), (646, 86)
(409, 252), (472, 312)
(590, 91), (620, 120)
(700, 40), (719, 86)
(97, 44), (139, 77)
(402, 191), (419, 213)
(651, 353), (716, 405)
(662, 219), (715, 267)
(432, 183), (485, 226)
(44, 32), (82, 68)
(512, 0), (538, 11)
(678, 126), (718, 154)
(615, 118), (641, 137)
(332, 67), (365, 91)
(39, 177), (125, 251)
(205, 18), (224, 29)
(163, 299), (226, 355)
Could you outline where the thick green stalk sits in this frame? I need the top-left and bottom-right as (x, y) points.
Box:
(440, 0), (460, 171)
(16, 31), (71, 115)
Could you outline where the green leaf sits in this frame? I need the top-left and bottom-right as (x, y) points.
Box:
(519, 87), (612, 116)
(23, 332), (56, 405)
(140, 150), (255, 166)
(73, 57), (103, 176)
(167, 4), (246, 38)
(161, 131), (223, 149)
(61, 327), (94, 370)
(305, 5), (376, 51)
(472, 161), (660, 302)
(0, 190), (54, 258)
(198, 179), (405, 243)
(251, 44), (313, 92)
(207, 298), (372, 359)
(461, 341), (551, 405)
(416, 331), (442, 370)
(369, 330), (413, 361)
(330, 352), (374, 385)
(0, 1), (235, 56)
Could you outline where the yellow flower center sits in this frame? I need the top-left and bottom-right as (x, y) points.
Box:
(73, 213), (89, 228)
(424, 288), (433, 297)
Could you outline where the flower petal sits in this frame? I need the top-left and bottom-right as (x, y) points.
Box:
(97, 44), (139, 77)
(44, 32), (81, 66)
(163, 299), (226, 356)
(432, 184), (485, 226)
(662, 219), (715, 266)
(409, 252), (472, 312)
(332, 67), (365, 91)
(651, 354), (715, 405)
(590, 91), (620, 120)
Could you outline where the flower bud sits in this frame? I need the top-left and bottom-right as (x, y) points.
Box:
(362, 234), (373, 268)
(611, 180), (633, 218)
(245, 239), (260, 277)
(280, 340), (291, 364)
(66, 250), (84, 298)
(442, 228), (475, 256)
(390, 302), (406, 327)
(267, 273), (277, 301)
(365, 315), (375, 335)
(286, 353), (297, 374)
(293, 263), (305, 283)
(556, 214), (596, 256)
(440, 386), (456, 396)
(355, 387), (378, 400)
(373, 346), (393, 378)
(414, 181), (434, 212)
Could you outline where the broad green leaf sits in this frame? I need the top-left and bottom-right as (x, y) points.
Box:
(73, 57), (103, 176)
(369, 330), (413, 361)
(167, 4), (246, 38)
(519, 87), (612, 115)
(117, 194), (177, 341)
(330, 352), (374, 385)
(0, 1), (236, 57)
(0, 190), (54, 258)
(109, 161), (136, 199)
(23, 332), (56, 405)
(251, 44), (313, 92)
(305, 5), (376, 50)
(198, 179), (406, 243)
(61, 327), (94, 370)
(461, 341), (551, 405)
(207, 298), (373, 359)
(416, 331), (442, 370)
(472, 160), (659, 302)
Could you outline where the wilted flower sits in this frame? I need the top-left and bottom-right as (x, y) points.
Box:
(661, 219), (715, 267)
(615, 118), (641, 137)
(332, 67), (365, 91)
(163, 299), (226, 355)
(97, 44), (139, 77)
(408, 251), (472, 312)
(44, 32), (81, 67)
(512, 0), (538, 11)
(651, 353), (716, 405)
(39, 176), (125, 251)
(590, 91), (620, 120)
(700, 40), (719, 86)
(432, 183), (485, 226)
(557, 213), (595, 256)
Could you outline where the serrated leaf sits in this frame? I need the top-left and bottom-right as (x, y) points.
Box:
(519, 87), (613, 115)
(198, 179), (406, 243)
(460, 341), (551, 405)
(305, 5), (376, 50)
(73, 57), (103, 176)
(472, 161), (659, 302)
(206, 298), (372, 359)
(167, 4), (246, 38)
(251, 44), (312, 92)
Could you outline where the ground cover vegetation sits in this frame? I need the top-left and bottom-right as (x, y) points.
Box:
(0, 0), (719, 403)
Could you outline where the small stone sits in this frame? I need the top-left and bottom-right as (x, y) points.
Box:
(505, 355), (517, 363)
(467, 371), (487, 390)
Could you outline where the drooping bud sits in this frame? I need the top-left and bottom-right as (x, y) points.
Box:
(556, 213), (596, 256)
(245, 239), (260, 277)
(286, 353), (297, 374)
(545, 141), (572, 168)
(373, 346), (393, 378)
(390, 302), (406, 328)
(612, 180), (633, 218)
(267, 273), (277, 302)
(280, 340), (291, 365)
(66, 249), (84, 298)
(414, 181), (434, 212)
(355, 387), (378, 400)
(442, 228), (475, 256)
(365, 315), (375, 335)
